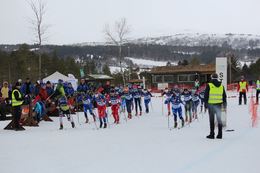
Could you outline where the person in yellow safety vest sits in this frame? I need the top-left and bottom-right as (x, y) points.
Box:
(204, 73), (227, 139)
(237, 75), (248, 105)
(256, 76), (260, 104)
(11, 82), (25, 131)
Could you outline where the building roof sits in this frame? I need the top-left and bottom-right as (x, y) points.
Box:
(150, 64), (215, 74)
(128, 79), (144, 83)
(86, 74), (113, 80)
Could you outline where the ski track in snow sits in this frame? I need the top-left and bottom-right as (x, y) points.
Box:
(0, 92), (259, 173)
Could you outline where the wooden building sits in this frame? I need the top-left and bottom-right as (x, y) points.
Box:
(149, 64), (215, 89)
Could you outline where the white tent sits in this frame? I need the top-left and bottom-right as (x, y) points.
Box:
(42, 71), (78, 90)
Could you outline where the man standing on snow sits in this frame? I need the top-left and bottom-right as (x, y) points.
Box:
(11, 82), (25, 131)
(237, 75), (248, 105)
(204, 73), (227, 139)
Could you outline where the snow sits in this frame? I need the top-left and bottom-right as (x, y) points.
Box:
(109, 66), (126, 74)
(0, 91), (259, 173)
(125, 57), (177, 68)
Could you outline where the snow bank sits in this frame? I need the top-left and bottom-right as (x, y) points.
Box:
(0, 93), (259, 173)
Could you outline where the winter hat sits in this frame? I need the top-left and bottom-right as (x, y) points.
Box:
(211, 73), (218, 79)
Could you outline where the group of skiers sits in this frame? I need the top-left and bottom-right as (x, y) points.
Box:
(0, 74), (259, 138)
(162, 85), (206, 129)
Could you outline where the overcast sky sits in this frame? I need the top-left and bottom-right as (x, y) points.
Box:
(0, 0), (259, 45)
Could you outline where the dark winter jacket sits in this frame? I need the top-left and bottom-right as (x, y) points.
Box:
(21, 82), (34, 96)
(204, 79), (227, 107)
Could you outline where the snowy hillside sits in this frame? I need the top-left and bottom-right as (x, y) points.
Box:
(109, 57), (177, 73)
(72, 33), (260, 50)
(131, 33), (260, 49)
(0, 92), (259, 173)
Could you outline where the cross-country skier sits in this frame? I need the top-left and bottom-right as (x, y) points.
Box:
(108, 89), (121, 124)
(167, 93), (185, 128)
(132, 85), (142, 116)
(58, 95), (75, 130)
(182, 88), (192, 123)
(82, 91), (96, 123)
(162, 88), (173, 116)
(199, 89), (206, 113)
(192, 90), (200, 119)
(94, 90), (107, 128)
(142, 89), (153, 113)
(123, 87), (133, 119)
(49, 79), (75, 130)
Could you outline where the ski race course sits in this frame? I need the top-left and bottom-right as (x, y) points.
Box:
(0, 92), (259, 173)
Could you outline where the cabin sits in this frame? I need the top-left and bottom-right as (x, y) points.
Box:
(149, 64), (215, 89)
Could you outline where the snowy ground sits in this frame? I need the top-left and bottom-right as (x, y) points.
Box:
(0, 92), (259, 173)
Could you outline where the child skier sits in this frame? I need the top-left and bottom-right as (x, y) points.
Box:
(94, 91), (107, 128)
(108, 89), (121, 124)
(82, 91), (96, 123)
(142, 89), (153, 113)
(58, 96), (75, 130)
(182, 88), (192, 123)
(167, 93), (185, 128)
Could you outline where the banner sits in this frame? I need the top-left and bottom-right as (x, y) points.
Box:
(216, 57), (227, 89)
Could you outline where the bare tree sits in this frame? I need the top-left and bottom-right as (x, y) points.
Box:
(28, 0), (49, 79)
(104, 18), (131, 86)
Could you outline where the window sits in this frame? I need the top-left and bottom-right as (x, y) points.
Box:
(189, 74), (197, 81)
(153, 75), (163, 83)
(178, 75), (189, 82)
(164, 75), (174, 83)
(178, 74), (199, 82)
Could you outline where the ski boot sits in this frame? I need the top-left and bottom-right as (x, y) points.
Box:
(104, 123), (107, 128)
(181, 119), (184, 127)
(174, 121), (178, 128)
(85, 117), (89, 123)
(139, 111), (142, 116)
(206, 134), (215, 139)
(71, 122), (75, 128)
(59, 124), (63, 130)
(92, 114), (96, 122)
(99, 121), (103, 128)
(128, 113), (132, 119)
(185, 116), (188, 122)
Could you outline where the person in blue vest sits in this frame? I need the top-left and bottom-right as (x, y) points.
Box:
(166, 93), (185, 128)
(21, 78), (34, 96)
(142, 89), (153, 113)
(123, 87), (133, 119)
(205, 73), (227, 139)
(65, 83), (75, 97)
(77, 79), (88, 93)
(46, 81), (54, 97)
(82, 91), (96, 123)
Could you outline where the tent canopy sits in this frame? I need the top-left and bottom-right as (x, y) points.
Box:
(42, 71), (78, 90)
